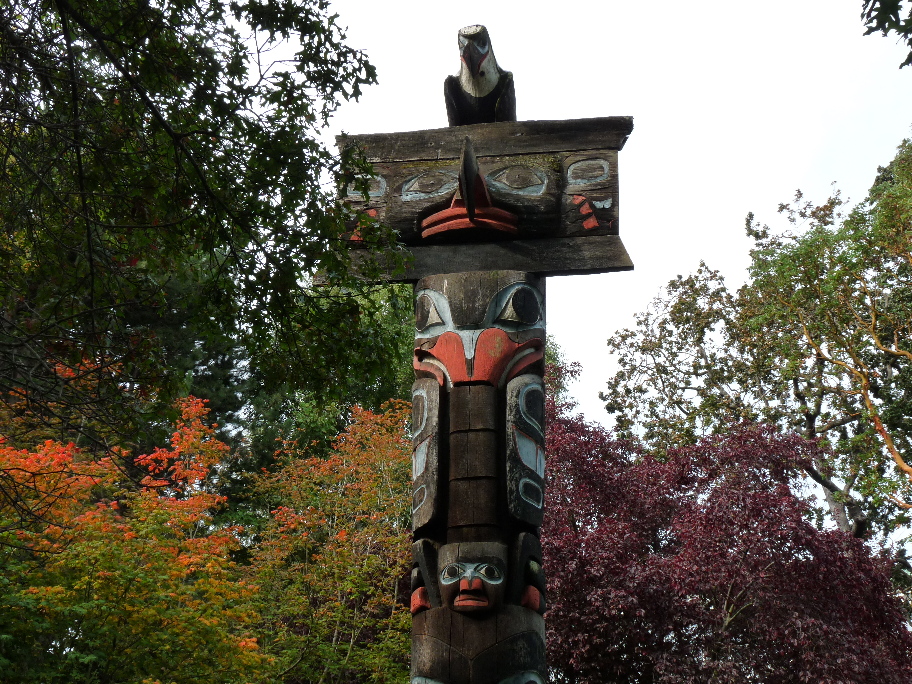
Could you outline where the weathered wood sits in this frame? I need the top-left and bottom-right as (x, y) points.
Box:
(505, 374), (546, 527)
(413, 606), (452, 641)
(450, 431), (498, 479)
(411, 633), (451, 681)
(412, 539), (442, 608)
(450, 384), (498, 431)
(447, 477), (499, 527)
(446, 524), (503, 543)
(356, 233), (633, 282)
(494, 605), (546, 642)
(452, 610), (500, 665)
(397, 103), (633, 674)
(418, 271), (543, 329)
(338, 116), (633, 161)
(412, 377), (444, 532)
(346, 149), (619, 243)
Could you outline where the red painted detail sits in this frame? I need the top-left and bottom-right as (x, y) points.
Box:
(349, 208), (379, 242)
(571, 194), (586, 205)
(474, 328), (534, 385)
(413, 353), (448, 387)
(460, 50), (489, 76)
(506, 347), (545, 383)
(579, 202), (594, 215)
(521, 585), (544, 613)
(410, 587), (431, 615)
(454, 577), (489, 607)
(416, 329), (542, 386)
(462, 577), (483, 591)
(421, 212), (518, 237)
(417, 333), (470, 383)
(582, 215), (600, 230)
(420, 178), (518, 239)
(476, 52), (489, 74)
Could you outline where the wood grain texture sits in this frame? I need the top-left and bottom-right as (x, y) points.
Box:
(353, 233), (633, 282)
(343, 150), (619, 243)
(338, 116), (634, 161)
(450, 431), (498, 480)
(450, 384), (499, 431)
(410, 269), (553, 682)
(446, 524), (503, 543)
(417, 271), (543, 328)
(412, 377), (444, 531)
(412, 607), (546, 683)
(411, 633), (451, 681)
(447, 477), (499, 528)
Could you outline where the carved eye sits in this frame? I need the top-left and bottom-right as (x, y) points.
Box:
(521, 384), (545, 434)
(477, 564), (502, 582)
(487, 166), (547, 196)
(345, 174), (386, 198)
(402, 171), (458, 201)
(496, 286), (541, 326)
(567, 159), (610, 185)
(415, 294), (443, 331)
(441, 563), (464, 584)
(476, 37), (489, 53)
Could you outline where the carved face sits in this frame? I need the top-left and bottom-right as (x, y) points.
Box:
(414, 273), (545, 387)
(439, 560), (506, 613)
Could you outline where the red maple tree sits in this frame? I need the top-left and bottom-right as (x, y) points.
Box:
(543, 365), (912, 683)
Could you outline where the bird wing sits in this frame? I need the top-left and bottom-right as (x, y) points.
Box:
(494, 71), (516, 123)
(444, 76), (463, 127)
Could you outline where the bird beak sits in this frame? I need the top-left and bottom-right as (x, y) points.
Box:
(461, 44), (487, 77)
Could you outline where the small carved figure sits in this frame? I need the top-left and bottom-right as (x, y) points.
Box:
(438, 543), (507, 613)
(445, 25), (516, 126)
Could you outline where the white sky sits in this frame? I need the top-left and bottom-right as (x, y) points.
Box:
(324, 0), (912, 423)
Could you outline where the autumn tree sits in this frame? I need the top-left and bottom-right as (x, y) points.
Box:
(250, 401), (412, 683)
(0, 0), (405, 455)
(544, 378), (912, 683)
(0, 398), (270, 683)
(601, 139), (912, 539)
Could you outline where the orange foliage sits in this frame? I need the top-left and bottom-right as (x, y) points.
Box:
(0, 397), (270, 682)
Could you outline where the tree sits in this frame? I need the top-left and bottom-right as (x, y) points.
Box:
(0, 0), (403, 454)
(0, 398), (270, 683)
(863, 0), (912, 67)
(544, 378), (912, 683)
(250, 401), (412, 683)
(601, 139), (912, 540)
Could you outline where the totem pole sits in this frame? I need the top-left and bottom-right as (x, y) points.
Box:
(340, 25), (633, 684)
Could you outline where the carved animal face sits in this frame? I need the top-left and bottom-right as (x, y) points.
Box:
(457, 25), (498, 96)
(414, 273), (545, 387)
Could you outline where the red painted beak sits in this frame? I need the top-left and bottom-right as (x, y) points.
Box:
(461, 45), (488, 76)
(414, 328), (543, 386)
(454, 576), (488, 607)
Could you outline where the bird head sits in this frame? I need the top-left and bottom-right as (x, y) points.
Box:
(457, 25), (500, 96)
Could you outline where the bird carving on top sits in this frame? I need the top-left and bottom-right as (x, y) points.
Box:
(445, 25), (516, 126)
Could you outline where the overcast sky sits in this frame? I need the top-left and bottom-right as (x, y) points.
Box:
(323, 0), (912, 423)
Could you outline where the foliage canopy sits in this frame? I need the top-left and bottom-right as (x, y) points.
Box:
(0, 0), (405, 452)
(601, 140), (912, 541)
(546, 375), (912, 683)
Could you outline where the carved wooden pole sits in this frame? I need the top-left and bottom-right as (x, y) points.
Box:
(338, 113), (633, 684)
(409, 271), (547, 683)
